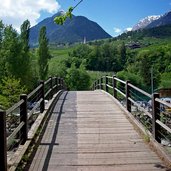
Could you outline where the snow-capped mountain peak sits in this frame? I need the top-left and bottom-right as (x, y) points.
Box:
(132, 15), (161, 31)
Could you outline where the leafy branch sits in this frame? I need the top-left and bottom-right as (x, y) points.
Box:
(54, 0), (84, 25)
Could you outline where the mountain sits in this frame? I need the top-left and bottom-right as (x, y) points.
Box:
(29, 11), (112, 46)
(146, 11), (171, 29)
(118, 24), (171, 41)
(116, 10), (171, 44)
(132, 15), (161, 31)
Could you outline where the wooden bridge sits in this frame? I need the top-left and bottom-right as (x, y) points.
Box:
(0, 76), (171, 171)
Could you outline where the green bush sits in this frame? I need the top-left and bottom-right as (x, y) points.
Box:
(66, 64), (90, 90)
(0, 76), (27, 109)
(160, 72), (171, 88)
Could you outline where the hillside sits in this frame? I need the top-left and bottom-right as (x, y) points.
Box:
(117, 24), (171, 42)
(29, 12), (112, 46)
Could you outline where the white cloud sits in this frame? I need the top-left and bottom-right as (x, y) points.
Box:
(0, 0), (60, 31)
(113, 27), (122, 33)
(126, 27), (132, 32)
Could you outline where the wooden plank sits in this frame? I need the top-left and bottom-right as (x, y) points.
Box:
(47, 165), (169, 171)
(28, 91), (168, 171)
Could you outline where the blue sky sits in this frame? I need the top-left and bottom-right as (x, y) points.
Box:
(0, 0), (171, 36)
(54, 0), (171, 36)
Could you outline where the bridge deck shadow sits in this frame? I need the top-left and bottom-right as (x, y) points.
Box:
(27, 91), (169, 171)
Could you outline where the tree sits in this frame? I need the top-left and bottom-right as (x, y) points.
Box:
(20, 20), (30, 54)
(117, 70), (143, 88)
(0, 20), (4, 47)
(66, 63), (90, 90)
(38, 26), (51, 80)
(118, 42), (126, 70)
(72, 44), (92, 59)
(160, 72), (171, 88)
(2, 25), (22, 78)
(20, 20), (33, 87)
(110, 43), (120, 72)
(87, 46), (100, 70)
(0, 76), (26, 109)
(54, 0), (84, 25)
(0, 20), (36, 89)
(101, 43), (111, 71)
(0, 20), (5, 80)
(137, 50), (161, 92)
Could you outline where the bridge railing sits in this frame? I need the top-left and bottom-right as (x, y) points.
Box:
(0, 77), (64, 171)
(93, 75), (171, 147)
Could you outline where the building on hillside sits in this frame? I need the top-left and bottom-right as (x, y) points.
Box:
(126, 42), (141, 49)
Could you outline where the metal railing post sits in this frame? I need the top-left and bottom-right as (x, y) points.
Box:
(0, 110), (7, 171)
(40, 80), (45, 113)
(126, 81), (131, 112)
(152, 93), (161, 143)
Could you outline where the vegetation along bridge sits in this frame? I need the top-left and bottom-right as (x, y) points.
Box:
(1, 76), (171, 171)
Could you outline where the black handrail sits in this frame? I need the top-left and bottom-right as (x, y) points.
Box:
(0, 76), (65, 171)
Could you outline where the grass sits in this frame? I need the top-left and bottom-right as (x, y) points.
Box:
(48, 47), (73, 77)
(50, 47), (73, 58)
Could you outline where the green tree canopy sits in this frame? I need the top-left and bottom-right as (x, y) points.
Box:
(19, 20), (33, 88)
(38, 26), (51, 80)
(0, 76), (26, 109)
(2, 25), (22, 78)
(66, 63), (90, 90)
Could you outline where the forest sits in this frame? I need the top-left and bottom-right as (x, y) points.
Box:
(1, 19), (171, 110)
(0, 20), (52, 109)
(51, 38), (171, 93)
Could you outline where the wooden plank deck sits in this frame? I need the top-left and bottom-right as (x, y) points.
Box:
(28, 91), (168, 171)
